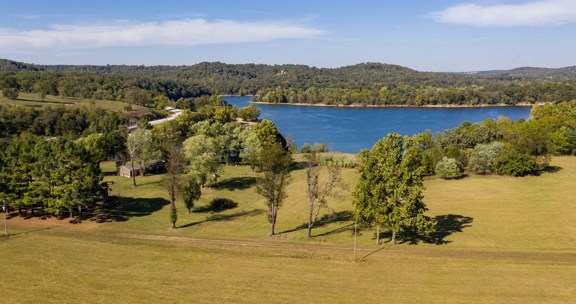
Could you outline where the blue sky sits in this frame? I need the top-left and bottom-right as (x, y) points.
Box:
(1, 0), (575, 71)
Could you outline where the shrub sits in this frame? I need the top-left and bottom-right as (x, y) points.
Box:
(467, 142), (508, 174)
(435, 157), (463, 179)
(495, 150), (537, 177)
(300, 143), (312, 153)
(209, 197), (238, 211)
(317, 154), (357, 168)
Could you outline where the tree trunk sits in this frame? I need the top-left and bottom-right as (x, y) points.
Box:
(131, 159), (137, 186)
(307, 199), (314, 239)
(376, 226), (380, 245)
(270, 204), (277, 237)
(391, 230), (397, 245)
(140, 160), (146, 177)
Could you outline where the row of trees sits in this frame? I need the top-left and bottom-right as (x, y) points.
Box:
(6, 59), (576, 96)
(256, 82), (576, 106)
(0, 105), (129, 138)
(0, 136), (106, 218)
(0, 71), (207, 107)
(422, 100), (576, 178)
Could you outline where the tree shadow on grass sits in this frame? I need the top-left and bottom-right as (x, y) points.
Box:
(212, 176), (257, 191)
(90, 196), (170, 223)
(179, 209), (265, 228)
(382, 214), (473, 245)
(193, 198), (238, 213)
(540, 166), (562, 174)
(279, 210), (354, 236)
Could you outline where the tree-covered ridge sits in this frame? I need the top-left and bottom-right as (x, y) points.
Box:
(255, 82), (576, 106)
(3, 59), (576, 97)
(0, 105), (128, 138)
(0, 70), (207, 101)
(473, 66), (576, 81)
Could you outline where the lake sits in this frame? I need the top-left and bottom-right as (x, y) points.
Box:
(224, 96), (532, 153)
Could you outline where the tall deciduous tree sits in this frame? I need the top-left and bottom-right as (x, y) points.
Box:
(159, 130), (183, 229)
(255, 142), (292, 237)
(182, 134), (222, 187)
(181, 175), (201, 214)
(353, 133), (436, 245)
(126, 128), (152, 186)
(1, 75), (20, 106)
(305, 151), (345, 239)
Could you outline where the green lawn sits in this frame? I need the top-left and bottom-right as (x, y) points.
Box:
(2, 156), (575, 303)
(0, 92), (150, 114)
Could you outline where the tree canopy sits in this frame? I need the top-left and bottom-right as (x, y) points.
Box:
(354, 133), (436, 245)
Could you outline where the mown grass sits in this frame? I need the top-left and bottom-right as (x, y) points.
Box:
(0, 92), (150, 114)
(2, 157), (575, 303)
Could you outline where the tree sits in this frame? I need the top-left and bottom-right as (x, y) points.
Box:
(494, 150), (537, 177)
(33, 79), (53, 102)
(255, 142), (292, 237)
(353, 133), (436, 245)
(1, 75), (20, 106)
(126, 128), (152, 186)
(182, 134), (222, 187)
(304, 151), (345, 239)
(253, 119), (287, 149)
(435, 157), (463, 179)
(243, 119), (287, 170)
(159, 130), (183, 229)
(125, 88), (151, 109)
(467, 142), (508, 175)
(181, 175), (201, 214)
(237, 103), (260, 121)
(138, 129), (160, 177)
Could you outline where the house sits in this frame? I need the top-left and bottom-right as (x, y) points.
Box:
(118, 160), (165, 178)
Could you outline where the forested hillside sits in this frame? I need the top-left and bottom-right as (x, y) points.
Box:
(2, 59), (576, 105)
(2, 59), (576, 93)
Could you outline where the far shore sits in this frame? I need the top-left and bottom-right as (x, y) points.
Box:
(253, 101), (542, 108)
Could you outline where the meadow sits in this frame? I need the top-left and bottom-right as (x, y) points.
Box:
(1, 156), (575, 303)
(0, 92), (150, 114)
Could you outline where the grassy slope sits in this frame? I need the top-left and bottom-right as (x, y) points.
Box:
(0, 92), (150, 114)
(1, 157), (575, 303)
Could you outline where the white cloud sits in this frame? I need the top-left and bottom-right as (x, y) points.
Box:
(0, 19), (324, 50)
(430, 0), (576, 27)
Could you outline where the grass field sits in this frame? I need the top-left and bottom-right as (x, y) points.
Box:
(1, 156), (575, 303)
(0, 92), (151, 115)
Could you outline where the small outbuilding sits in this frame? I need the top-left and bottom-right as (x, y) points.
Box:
(118, 160), (165, 178)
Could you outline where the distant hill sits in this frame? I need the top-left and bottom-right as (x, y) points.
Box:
(469, 66), (576, 81)
(2, 59), (576, 95)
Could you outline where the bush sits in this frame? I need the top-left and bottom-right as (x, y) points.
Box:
(317, 154), (357, 168)
(209, 197), (238, 211)
(495, 150), (537, 177)
(300, 143), (312, 153)
(467, 142), (508, 175)
(435, 157), (463, 179)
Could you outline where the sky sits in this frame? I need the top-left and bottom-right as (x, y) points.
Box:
(1, 0), (575, 72)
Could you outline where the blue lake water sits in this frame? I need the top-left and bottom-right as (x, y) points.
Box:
(224, 96), (532, 153)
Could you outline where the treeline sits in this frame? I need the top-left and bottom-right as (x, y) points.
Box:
(0, 70), (208, 104)
(0, 105), (128, 138)
(256, 82), (576, 106)
(416, 100), (576, 178)
(4, 59), (576, 98)
(0, 136), (106, 217)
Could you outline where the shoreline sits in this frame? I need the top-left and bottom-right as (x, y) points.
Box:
(253, 101), (541, 108)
